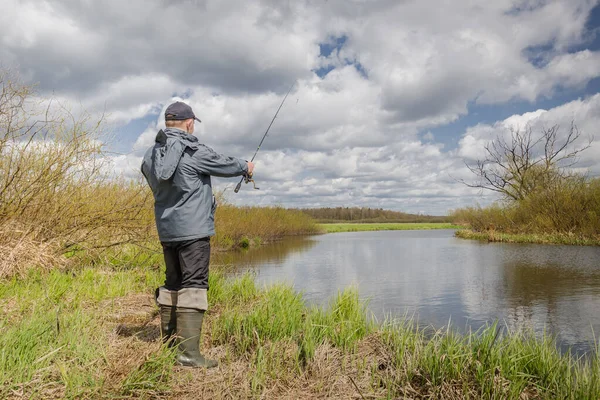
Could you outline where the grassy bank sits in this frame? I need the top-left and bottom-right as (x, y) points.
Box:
(455, 229), (600, 246)
(298, 207), (451, 224)
(213, 204), (319, 251)
(322, 222), (461, 233)
(452, 177), (600, 246)
(1, 259), (599, 399)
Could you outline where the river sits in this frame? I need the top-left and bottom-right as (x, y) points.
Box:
(216, 229), (600, 354)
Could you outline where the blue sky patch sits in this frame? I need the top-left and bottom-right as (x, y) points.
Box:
(426, 76), (600, 148)
(315, 35), (368, 79)
(319, 35), (348, 57)
(110, 113), (158, 153)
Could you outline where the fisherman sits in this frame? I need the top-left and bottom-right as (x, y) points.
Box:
(141, 101), (253, 368)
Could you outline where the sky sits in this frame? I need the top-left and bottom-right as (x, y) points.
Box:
(2, 0), (600, 215)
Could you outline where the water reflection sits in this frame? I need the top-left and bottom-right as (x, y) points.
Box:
(223, 230), (600, 353)
(213, 236), (317, 267)
(500, 258), (600, 351)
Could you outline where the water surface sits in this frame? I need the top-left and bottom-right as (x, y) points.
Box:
(217, 230), (600, 353)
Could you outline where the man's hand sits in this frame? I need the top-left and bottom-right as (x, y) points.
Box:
(247, 161), (255, 177)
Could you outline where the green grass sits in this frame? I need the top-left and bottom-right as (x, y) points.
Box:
(2, 255), (600, 398)
(321, 222), (461, 233)
(0, 262), (166, 398)
(209, 271), (600, 399)
(455, 229), (600, 246)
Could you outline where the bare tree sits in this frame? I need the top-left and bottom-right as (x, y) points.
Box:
(461, 123), (592, 201)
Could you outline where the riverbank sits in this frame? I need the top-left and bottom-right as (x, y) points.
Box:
(2, 255), (598, 399)
(456, 229), (600, 246)
(451, 178), (600, 247)
(321, 222), (461, 233)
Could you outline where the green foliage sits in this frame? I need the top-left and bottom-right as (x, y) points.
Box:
(213, 283), (373, 359)
(0, 309), (105, 398)
(0, 262), (165, 398)
(381, 321), (600, 398)
(212, 284), (305, 354)
(239, 236), (250, 248)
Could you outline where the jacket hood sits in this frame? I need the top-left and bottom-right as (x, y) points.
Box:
(151, 128), (199, 181)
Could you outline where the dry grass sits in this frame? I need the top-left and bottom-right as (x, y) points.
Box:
(0, 223), (65, 279)
(40, 291), (389, 400)
(169, 338), (393, 400)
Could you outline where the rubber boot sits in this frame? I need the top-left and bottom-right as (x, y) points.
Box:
(175, 308), (218, 368)
(159, 305), (177, 347)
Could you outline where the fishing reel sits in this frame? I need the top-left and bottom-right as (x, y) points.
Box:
(234, 171), (259, 193)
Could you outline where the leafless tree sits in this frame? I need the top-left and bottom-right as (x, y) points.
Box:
(461, 123), (592, 201)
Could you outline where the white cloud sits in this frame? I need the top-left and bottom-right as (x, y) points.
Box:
(3, 0), (600, 214)
(458, 94), (600, 175)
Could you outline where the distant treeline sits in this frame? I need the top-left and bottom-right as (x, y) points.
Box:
(296, 207), (450, 223)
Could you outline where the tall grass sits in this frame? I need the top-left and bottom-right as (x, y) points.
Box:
(0, 261), (166, 398)
(208, 273), (600, 398)
(213, 203), (319, 251)
(452, 176), (600, 245)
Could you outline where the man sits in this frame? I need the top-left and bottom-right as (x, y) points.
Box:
(141, 101), (253, 368)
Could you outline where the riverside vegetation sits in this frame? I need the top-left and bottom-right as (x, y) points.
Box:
(322, 222), (460, 233)
(451, 177), (600, 245)
(452, 123), (600, 246)
(2, 71), (600, 398)
(299, 207), (450, 224)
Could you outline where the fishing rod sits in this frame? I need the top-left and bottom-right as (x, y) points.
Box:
(234, 83), (295, 193)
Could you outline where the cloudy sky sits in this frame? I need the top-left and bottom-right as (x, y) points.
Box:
(2, 0), (600, 215)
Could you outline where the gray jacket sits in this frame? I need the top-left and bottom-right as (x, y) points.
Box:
(141, 128), (247, 242)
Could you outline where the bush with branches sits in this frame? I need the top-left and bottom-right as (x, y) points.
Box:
(0, 70), (155, 277)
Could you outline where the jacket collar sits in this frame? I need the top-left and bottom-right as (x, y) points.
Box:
(156, 128), (199, 145)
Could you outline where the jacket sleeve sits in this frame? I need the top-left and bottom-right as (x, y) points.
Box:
(194, 145), (248, 177)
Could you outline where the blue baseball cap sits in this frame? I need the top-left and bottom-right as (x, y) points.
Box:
(165, 101), (201, 123)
